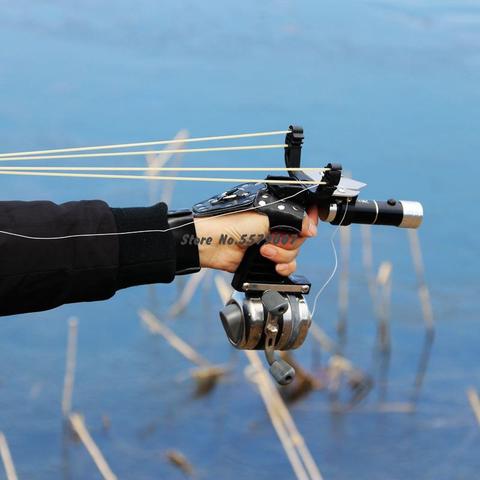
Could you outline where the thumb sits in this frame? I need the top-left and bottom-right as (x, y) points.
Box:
(301, 206), (318, 237)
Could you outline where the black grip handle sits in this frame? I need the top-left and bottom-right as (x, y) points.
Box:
(231, 241), (288, 292)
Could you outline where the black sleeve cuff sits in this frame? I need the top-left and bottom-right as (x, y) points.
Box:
(111, 203), (176, 289)
(111, 204), (201, 290)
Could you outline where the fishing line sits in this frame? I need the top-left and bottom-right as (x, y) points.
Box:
(310, 201), (349, 320)
(0, 144), (287, 162)
(0, 130), (289, 158)
(0, 170), (325, 185)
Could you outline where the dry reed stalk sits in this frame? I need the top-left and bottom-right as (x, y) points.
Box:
(168, 270), (207, 317)
(376, 261), (393, 352)
(139, 308), (210, 367)
(310, 322), (371, 404)
(361, 225), (379, 314)
(146, 129), (189, 204)
(139, 308), (225, 393)
(146, 129), (188, 306)
(69, 413), (117, 480)
(337, 226), (351, 337)
(467, 388), (480, 426)
(160, 131), (189, 205)
(408, 230), (435, 405)
(327, 355), (373, 409)
(62, 317), (78, 417)
(165, 449), (195, 477)
(0, 433), (18, 480)
(407, 229), (434, 332)
(214, 274), (323, 480)
(328, 355), (353, 392)
(250, 362), (310, 480)
(190, 365), (226, 396)
(309, 323), (336, 354)
(246, 351), (323, 480)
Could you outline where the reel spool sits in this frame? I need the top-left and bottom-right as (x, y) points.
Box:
(220, 290), (311, 385)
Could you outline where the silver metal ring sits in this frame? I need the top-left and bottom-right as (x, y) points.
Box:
(325, 203), (337, 223)
(372, 200), (379, 225)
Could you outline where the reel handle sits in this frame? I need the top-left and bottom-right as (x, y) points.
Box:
(262, 290), (295, 385)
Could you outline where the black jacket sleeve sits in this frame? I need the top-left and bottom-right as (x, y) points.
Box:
(0, 200), (194, 316)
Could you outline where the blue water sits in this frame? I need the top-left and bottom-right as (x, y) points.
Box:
(0, 1), (479, 478)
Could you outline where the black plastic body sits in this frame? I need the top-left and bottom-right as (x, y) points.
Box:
(329, 199), (404, 227)
(231, 241), (311, 293)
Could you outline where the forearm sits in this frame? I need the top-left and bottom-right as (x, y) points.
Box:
(0, 200), (200, 316)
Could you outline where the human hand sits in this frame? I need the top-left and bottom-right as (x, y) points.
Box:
(193, 208), (318, 275)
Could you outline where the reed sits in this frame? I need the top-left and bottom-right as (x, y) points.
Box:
(62, 317), (78, 417)
(337, 225), (351, 338)
(467, 388), (480, 426)
(408, 229), (435, 405)
(376, 261), (393, 353)
(139, 308), (226, 394)
(361, 225), (379, 314)
(309, 320), (372, 407)
(309, 322), (337, 354)
(327, 355), (373, 410)
(145, 130), (188, 308)
(0, 433), (18, 480)
(139, 308), (210, 367)
(146, 129), (189, 205)
(165, 450), (195, 477)
(69, 413), (117, 480)
(168, 270), (208, 317)
(408, 229), (434, 332)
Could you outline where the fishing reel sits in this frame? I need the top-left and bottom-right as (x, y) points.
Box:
(193, 125), (423, 385)
(219, 248), (313, 385)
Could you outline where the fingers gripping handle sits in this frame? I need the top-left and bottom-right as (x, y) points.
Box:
(231, 241), (289, 292)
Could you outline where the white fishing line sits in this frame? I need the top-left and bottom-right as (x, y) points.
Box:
(310, 201), (349, 320)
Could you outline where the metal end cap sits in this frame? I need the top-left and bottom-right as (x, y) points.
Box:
(219, 304), (244, 346)
(399, 201), (423, 229)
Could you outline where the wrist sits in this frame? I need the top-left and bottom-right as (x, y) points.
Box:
(193, 216), (213, 269)
(168, 210), (201, 275)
